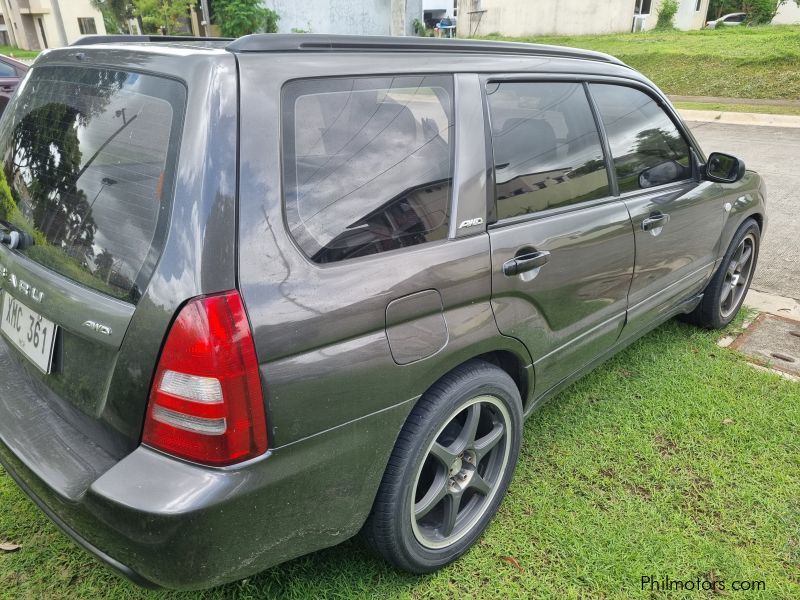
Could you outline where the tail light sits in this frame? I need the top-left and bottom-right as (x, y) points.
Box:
(142, 291), (268, 466)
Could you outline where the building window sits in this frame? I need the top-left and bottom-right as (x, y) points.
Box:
(78, 18), (97, 35)
(635, 0), (652, 14)
(695, 0), (702, 10)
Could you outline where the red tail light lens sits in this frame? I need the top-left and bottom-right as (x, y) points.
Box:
(142, 291), (268, 466)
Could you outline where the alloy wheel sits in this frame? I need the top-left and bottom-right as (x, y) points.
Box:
(410, 395), (512, 549)
(720, 232), (756, 319)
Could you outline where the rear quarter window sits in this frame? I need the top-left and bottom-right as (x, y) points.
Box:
(0, 66), (185, 303)
(282, 75), (454, 264)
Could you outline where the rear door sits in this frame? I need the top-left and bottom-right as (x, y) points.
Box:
(484, 79), (635, 398)
(0, 63), (186, 456)
(588, 83), (724, 333)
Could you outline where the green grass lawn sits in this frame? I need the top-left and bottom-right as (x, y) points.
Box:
(482, 25), (800, 101)
(673, 101), (800, 117)
(0, 45), (39, 60)
(1, 314), (798, 599)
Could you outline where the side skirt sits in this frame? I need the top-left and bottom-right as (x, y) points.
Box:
(523, 292), (704, 419)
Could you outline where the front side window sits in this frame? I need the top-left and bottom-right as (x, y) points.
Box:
(283, 75), (454, 264)
(590, 84), (691, 193)
(487, 81), (610, 220)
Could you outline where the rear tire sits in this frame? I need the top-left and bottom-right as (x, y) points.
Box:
(362, 360), (522, 573)
(684, 218), (760, 329)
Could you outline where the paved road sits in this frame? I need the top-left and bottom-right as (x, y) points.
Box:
(688, 121), (800, 300)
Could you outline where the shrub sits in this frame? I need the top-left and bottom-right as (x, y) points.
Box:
(656, 0), (679, 29)
(214, 0), (279, 37)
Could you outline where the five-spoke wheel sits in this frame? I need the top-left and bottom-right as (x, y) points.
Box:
(411, 396), (511, 548)
(720, 232), (756, 320)
(685, 218), (760, 329)
(363, 360), (522, 573)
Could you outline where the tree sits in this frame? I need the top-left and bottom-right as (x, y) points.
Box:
(708, 0), (800, 23)
(90, 0), (133, 33)
(742, 0), (800, 23)
(655, 0), (679, 29)
(132, 0), (194, 34)
(707, 0), (743, 19)
(213, 0), (279, 37)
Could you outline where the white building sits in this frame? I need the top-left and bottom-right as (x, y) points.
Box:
(0, 0), (106, 49)
(263, 0), (422, 36)
(457, 0), (710, 38)
(773, 1), (800, 25)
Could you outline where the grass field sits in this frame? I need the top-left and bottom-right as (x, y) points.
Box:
(1, 314), (798, 599)
(673, 101), (800, 117)
(482, 25), (800, 101)
(0, 45), (39, 60)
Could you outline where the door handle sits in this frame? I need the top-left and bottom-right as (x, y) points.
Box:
(503, 250), (550, 277)
(641, 213), (670, 232)
(0, 86), (13, 92)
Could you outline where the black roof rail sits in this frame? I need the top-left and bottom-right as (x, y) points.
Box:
(70, 34), (233, 47)
(225, 34), (624, 66)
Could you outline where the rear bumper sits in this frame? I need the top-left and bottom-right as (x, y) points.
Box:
(0, 398), (413, 590)
(0, 447), (159, 588)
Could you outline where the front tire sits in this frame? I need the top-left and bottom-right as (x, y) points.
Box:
(363, 360), (522, 573)
(685, 218), (760, 329)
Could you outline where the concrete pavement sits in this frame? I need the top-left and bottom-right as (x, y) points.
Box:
(687, 121), (800, 301)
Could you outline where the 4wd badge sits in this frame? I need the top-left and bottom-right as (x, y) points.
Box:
(458, 218), (484, 229)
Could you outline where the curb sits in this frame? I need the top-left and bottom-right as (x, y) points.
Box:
(678, 109), (800, 128)
(744, 289), (800, 322)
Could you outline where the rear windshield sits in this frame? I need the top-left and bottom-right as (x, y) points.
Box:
(0, 66), (185, 303)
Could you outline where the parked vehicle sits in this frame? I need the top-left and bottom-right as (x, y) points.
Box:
(706, 12), (747, 28)
(0, 55), (28, 116)
(0, 34), (765, 590)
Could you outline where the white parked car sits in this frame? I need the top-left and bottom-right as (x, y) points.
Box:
(706, 12), (747, 28)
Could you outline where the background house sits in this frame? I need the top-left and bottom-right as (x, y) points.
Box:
(263, 0), (422, 35)
(773, 0), (800, 24)
(423, 0), (457, 28)
(457, 0), (710, 38)
(0, 0), (106, 49)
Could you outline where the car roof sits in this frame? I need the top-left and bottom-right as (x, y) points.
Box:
(69, 33), (627, 68)
(0, 54), (29, 70)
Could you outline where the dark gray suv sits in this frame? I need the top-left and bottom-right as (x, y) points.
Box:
(0, 34), (765, 590)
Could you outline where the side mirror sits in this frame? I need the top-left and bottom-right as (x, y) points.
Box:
(705, 152), (746, 183)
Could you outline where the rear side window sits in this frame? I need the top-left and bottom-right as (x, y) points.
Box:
(590, 84), (691, 193)
(486, 81), (609, 220)
(0, 66), (184, 302)
(282, 75), (454, 264)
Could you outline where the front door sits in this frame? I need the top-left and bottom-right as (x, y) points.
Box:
(485, 80), (635, 397)
(588, 83), (726, 333)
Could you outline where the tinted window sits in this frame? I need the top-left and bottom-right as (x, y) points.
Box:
(487, 82), (609, 220)
(0, 62), (16, 78)
(591, 84), (691, 193)
(283, 75), (454, 264)
(0, 66), (185, 302)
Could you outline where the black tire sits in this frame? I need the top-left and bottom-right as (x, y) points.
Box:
(362, 359), (523, 573)
(684, 218), (760, 329)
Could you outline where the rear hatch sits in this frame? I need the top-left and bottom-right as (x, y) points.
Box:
(0, 59), (188, 494)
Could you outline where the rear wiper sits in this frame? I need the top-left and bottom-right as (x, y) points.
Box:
(0, 220), (35, 250)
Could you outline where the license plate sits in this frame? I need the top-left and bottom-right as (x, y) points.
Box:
(0, 292), (57, 374)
